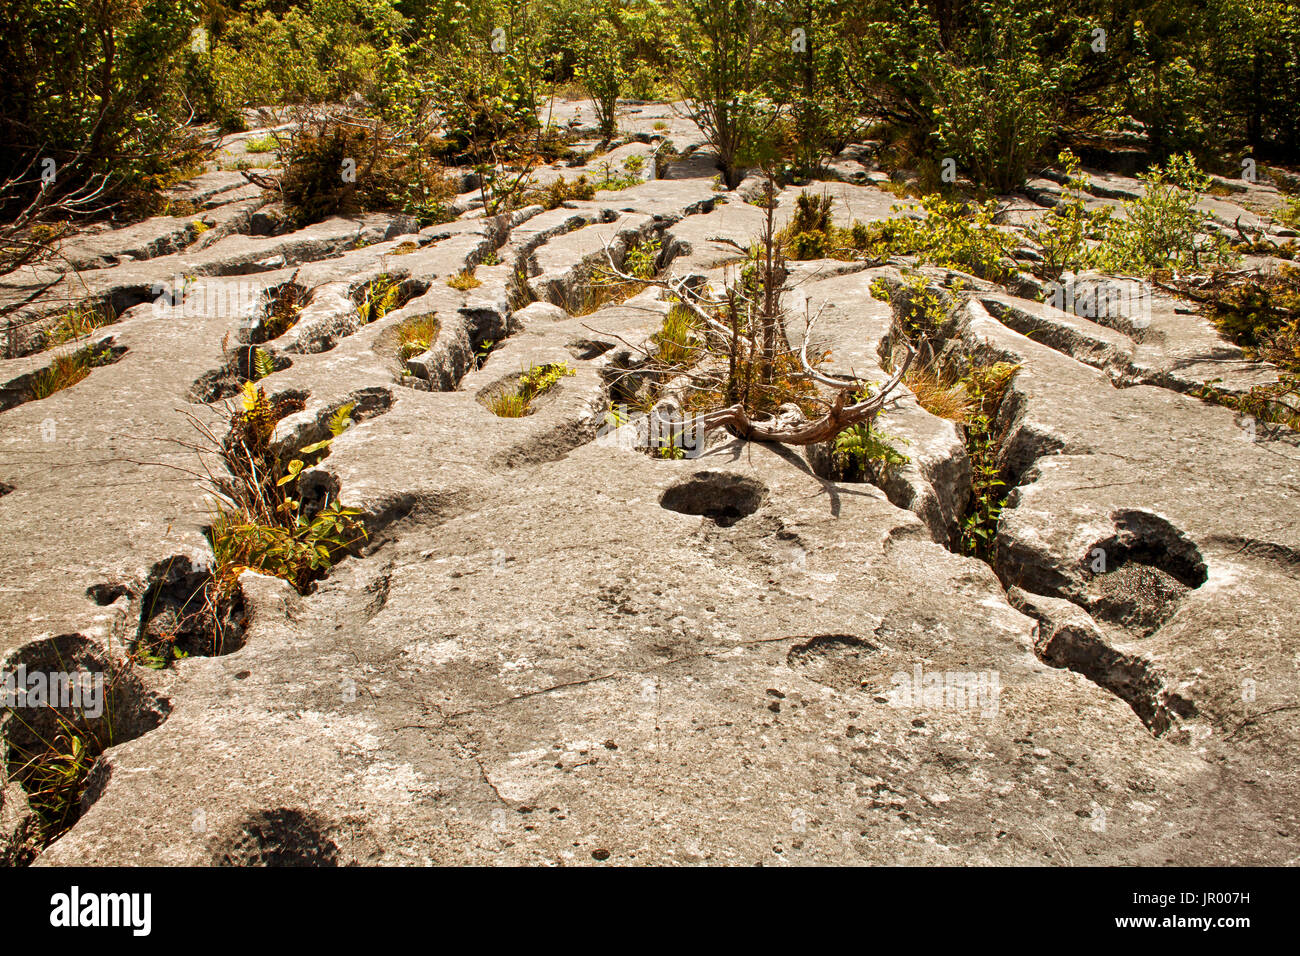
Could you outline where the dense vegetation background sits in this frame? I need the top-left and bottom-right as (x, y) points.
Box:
(1, 0), (1297, 219)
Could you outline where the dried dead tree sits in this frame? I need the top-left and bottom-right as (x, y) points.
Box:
(594, 180), (914, 449)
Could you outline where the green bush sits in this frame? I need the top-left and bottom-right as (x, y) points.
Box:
(211, 0), (407, 109)
(0, 0), (205, 216)
(1096, 154), (1238, 274)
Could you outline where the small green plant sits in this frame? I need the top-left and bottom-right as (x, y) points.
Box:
(1096, 154), (1239, 274)
(210, 500), (366, 593)
(957, 361), (1020, 559)
(12, 722), (98, 842)
(624, 236), (662, 280)
(251, 347), (275, 381)
(592, 161), (643, 191)
(832, 416), (911, 483)
(244, 134), (278, 154)
(1025, 150), (1100, 280)
(259, 284), (303, 340)
(485, 362), (575, 417)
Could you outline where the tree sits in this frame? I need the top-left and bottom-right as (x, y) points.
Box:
(672, 0), (784, 187)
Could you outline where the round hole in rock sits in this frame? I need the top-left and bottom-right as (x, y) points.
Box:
(659, 471), (766, 527)
(213, 808), (340, 866)
(1, 633), (172, 849)
(136, 556), (247, 662)
(1080, 510), (1208, 637)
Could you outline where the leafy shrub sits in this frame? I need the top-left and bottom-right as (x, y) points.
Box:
(1096, 154), (1238, 274)
(861, 198), (1016, 281)
(1025, 151), (1100, 280)
(211, 0), (406, 109)
(930, 30), (1063, 193)
(277, 115), (455, 227)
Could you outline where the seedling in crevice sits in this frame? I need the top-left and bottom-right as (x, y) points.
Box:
(958, 361), (1020, 559)
(832, 413), (911, 484)
(474, 338), (500, 369)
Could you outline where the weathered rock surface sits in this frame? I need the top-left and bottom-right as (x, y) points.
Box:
(2, 102), (1297, 866)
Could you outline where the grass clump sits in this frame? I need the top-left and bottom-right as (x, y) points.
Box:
(27, 344), (117, 401)
(485, 362), (575, 417)
(447, 269), (483, 291)
(396, 313), (440, 361)
(40, 303), (117, 352)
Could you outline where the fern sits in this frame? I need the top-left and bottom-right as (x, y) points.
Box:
(833, 419), (910, 482)
(252, 347), (275, 381)
(329, 402), (356, 437)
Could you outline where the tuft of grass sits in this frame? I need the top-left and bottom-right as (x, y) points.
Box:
(902, 362), (971, 421)
(396, 313), (440, 361)
(42, 304), (117, 351)
(27, 345), (116, 401)
(651, 303), (702, 368)
(446, 269), (482, 291)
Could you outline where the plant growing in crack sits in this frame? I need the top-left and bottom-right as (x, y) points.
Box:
(590, 175), (915, 453)
(356, 274), (402, 324)
(485, 362), (575, 417)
